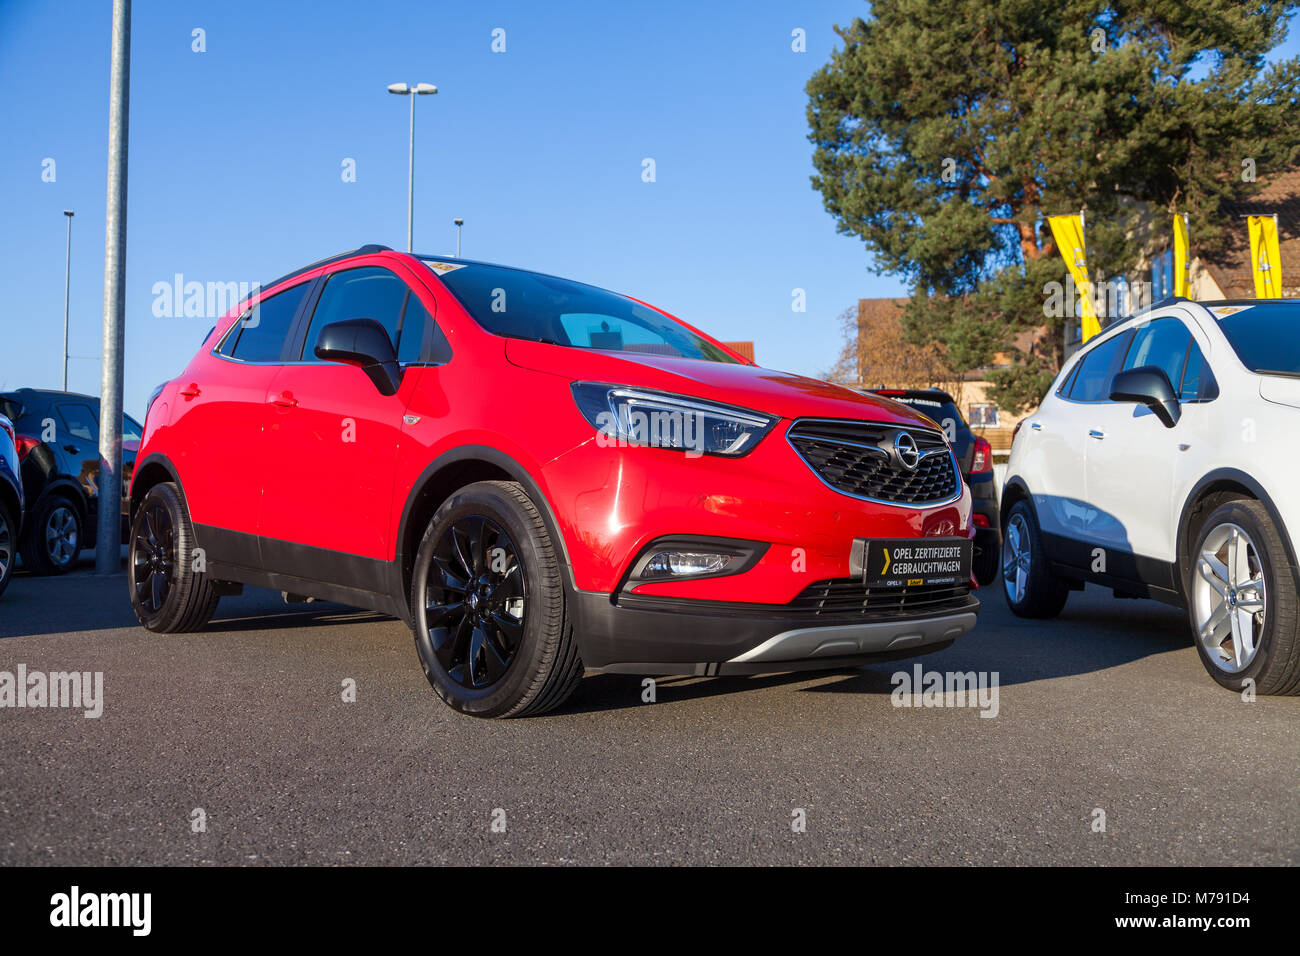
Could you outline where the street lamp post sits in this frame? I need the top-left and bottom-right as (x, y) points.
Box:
(96, 0), (131, 576)
(454, 218), (463, 257)
(387, 82), (438, 252)
(62, 210), (74, 391)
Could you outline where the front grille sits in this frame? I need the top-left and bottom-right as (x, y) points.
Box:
(787, 419), (959, 505)
(790, 578), (971, 618)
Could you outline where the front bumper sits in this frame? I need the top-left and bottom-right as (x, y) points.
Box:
(571, 587), (979, 674)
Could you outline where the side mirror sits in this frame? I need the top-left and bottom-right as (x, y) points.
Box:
(1109, 366), (1181, 428)
(314, 318), (402, 396)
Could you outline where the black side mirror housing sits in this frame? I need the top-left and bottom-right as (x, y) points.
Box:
(1109, 365), (1181, 428)
(313, 318), (402, 396)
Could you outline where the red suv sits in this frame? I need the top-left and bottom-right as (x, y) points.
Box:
(130, 245), (980, 717)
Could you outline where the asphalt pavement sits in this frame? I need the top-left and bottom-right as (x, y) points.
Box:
(0, 559), (1295, 865)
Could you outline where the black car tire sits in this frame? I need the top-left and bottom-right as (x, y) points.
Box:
(128, 482), (220, 632)
(19, 494), (83, 576)
(973, 538), (1000, 587)
(411, 480), (583, 718)
(0, 499), (15, 598)
(1001, 499), (1070, 619)
(1188, 499), (1300, 696)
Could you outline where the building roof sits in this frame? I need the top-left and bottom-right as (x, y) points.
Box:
(1202, 166), (1300, 298)
(722, 340), (755, 361)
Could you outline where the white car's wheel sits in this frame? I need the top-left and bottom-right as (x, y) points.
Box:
(1190, 499), (1300, 695)
(1001, 500), (1070, 619)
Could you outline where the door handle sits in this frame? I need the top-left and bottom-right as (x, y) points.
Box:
(1088, 429), (1105, 440)
(178, 383), (201, 399)
(63, 444), (79, 453)
(270, 391), (298, 408)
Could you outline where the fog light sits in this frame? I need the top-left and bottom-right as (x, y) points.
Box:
(641, 551), (734, 578)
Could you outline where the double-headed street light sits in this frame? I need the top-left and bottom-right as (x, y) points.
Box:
(387, 81), (438, 252)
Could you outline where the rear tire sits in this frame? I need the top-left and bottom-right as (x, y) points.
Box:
(0, 500), (15, 598)
(1188, 499), (1300, 696)
(410, 480), (582, 718)
(128, 482), (220, 632)
(19, 494), (83, 576)
(1001, 500), (1069, 619)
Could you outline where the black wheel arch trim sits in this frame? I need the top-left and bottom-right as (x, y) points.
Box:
(1000, 475), (1037, 528)
(129, 452), (191, 522)
(30, 478), (90, 524)
(396, 445), (577, 596)
(1176, 467), (1299, 594)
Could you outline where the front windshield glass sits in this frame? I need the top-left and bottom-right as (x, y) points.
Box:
(420, 259), (741, 364)
(1212, 303), (1300, 376)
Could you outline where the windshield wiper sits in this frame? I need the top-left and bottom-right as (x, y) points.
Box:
(1256, 369), (1300, 379)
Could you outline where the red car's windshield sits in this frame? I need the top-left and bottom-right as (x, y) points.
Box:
(421, 259), (740, 364)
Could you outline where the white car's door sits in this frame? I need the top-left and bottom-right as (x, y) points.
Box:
(1035, 329), (1133, 546)
(1084, 314), (1206, 574)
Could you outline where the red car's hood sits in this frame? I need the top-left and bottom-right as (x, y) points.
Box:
(505, 340), (932, 427)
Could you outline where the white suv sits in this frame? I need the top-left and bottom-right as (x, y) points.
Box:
(1003, 299), (1300, 695)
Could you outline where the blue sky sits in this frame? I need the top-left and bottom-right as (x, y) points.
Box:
(3, 2), (1298, 419)
(1, 0), (889, 418)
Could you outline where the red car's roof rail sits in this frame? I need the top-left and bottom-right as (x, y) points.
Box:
(260, 244), (392, 293)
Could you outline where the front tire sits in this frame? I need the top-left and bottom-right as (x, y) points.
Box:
(410, 480), (582, 718)
(128, 482), (220, 632)
(1001, 500), (1069, 619)
(1189, 500), (1300, 696)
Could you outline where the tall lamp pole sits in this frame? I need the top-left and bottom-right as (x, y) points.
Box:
(387, 82), (438, 252)
(62, 210), (74, 391)
(96, 0), (131, 576)
(454, 218), (463, 257)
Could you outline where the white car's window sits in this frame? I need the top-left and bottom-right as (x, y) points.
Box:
(1065, 332), (1130, 402)
(1179, 343), (1212, 401)
(1122, 318), (1192, 389)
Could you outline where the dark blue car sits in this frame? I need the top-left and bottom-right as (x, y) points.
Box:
(0, 413), (22, 597)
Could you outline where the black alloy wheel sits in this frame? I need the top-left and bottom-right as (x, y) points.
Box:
(410, 480), (583, 718)
(424, 514), (527, 689)
(133, 497), (175, 614)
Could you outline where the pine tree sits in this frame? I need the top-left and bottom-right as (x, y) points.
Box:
(807, 0), (1300, 410)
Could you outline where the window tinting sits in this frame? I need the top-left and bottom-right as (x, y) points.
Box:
(58, 404), (97, 441)
(1067, 331), (1130, 402)
(1122, 317), (1192, 388)
(398, 294), (431, 364)
(1180, 343), (1206, 400)
(1215, 303), (1300, 376)
(302, 267), (408, 360)
(225, 283), (308, 362)
(123, 416), (143, 443)
(423, 259), (740, 364)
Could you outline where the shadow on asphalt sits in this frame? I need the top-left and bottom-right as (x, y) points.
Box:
(3, 561), (1194, 712)
(550, 595), (1194, 714)
(0, 562), (393, 639)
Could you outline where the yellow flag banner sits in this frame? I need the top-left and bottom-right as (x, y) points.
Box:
(1173, 213), (1190, 298)
(1048, 213), (1100, 342)
(1248, 215), (1282, 298)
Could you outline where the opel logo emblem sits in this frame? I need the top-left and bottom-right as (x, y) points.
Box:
(893, 431), (920, 471)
